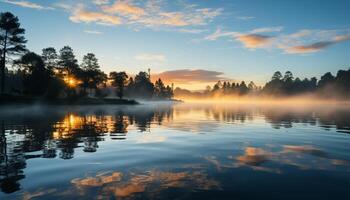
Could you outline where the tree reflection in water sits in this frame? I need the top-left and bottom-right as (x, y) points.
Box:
(0, 103), (350, 194)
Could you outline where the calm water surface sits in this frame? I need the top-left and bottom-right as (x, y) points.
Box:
(0, 102), (350, 200)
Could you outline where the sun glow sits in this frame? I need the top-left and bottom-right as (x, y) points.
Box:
(63, 76), (80, 88)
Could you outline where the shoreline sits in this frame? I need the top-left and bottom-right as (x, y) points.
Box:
(0, 95), (139, 105)
(0, 95), (184, 106)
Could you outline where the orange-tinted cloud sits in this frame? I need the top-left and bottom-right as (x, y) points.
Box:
(286, 34), (350, 54)
(131, 8), (221, 27)
(63, 1), (221, 28)
(286, 41), (334, 53)
(69, 6), (121, 25)
(236, 34), (272, 48)
(158, 12), (189, 26)
(334, 34), (350, 42)
(206, 28), (350, 54)
(205, 27), (281, 41)
(154, 69), (226, 84)
(102, 1), (145, 16)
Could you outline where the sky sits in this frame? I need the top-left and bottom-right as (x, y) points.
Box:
(1, 0), (350, 90)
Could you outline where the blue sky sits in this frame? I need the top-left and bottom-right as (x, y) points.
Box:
(1, 0), (350, 89)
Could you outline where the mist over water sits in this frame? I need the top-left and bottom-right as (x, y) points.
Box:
(1, 102), (350, 199)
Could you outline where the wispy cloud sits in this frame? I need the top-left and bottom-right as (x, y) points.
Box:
(288, 29), (313, 38)
(93, 0), (110, 5)
(236, 16), (255, 20)
(2, 0), (54, 10)
(69, 5), (121, 25)
(204, 28), (239, 41)
(178, 28), (207, 34)
(237, 34), (272, 49)
(204, 27), (280, 49)
(84, 30), (103, 35)
(120, 3), (222, 27)
(285, 34), (350, 54)
(154, 69), (226, 83)
(54, 2), (72, 11)
(61, 0), (222, 29)
(205, 27), (350, 54)
(250, 26), (283, 34)
(134, 53), (167, 62)
(102, 0), (145, 16)
(204, 26), (282, 41)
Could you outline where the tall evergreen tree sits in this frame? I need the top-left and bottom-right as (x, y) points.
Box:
(272, 71), (282, 80)
(41, 47), (57, 73)
(0, 12), (27, 94)
(80, 53), (101, 94)
(81, 53), (99, 71)
(15, 52), (50, 95)
(132, 71), (154, 99)
(110, 71), (128, 99)
(58, 46), (79, 76)
(154, 78), (166, 98)
(318, 72), (335, 88)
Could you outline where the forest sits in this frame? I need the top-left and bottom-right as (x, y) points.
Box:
(0, 12), (173, 103)
(175, 69), (350, 99)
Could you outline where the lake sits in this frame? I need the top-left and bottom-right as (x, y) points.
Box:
(1, 102), (350, 200)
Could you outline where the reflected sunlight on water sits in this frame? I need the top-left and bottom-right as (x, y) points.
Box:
(0, 103), (350, 199)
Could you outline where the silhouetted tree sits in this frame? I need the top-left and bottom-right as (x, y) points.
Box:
(239, 81), (249, 95)
(93, 71), (108, 95)
(110, 71), (128, 99)
(283, 71), (293, 82)
(212, 81), (222, 92)
(81, 53), (99, 71)
(272, 71), (282, 80)
(41, 47), (57, 73)
(334, 69), (350, 96)
(263, 71), (288, 95)
(57, 46), (81, 97)
(80, 53), (102, 95)
(248, 81), (257, 91)
(14, 52), (50, 95)
(58, 46), (80, 76)
(154, 78), (166, 99)
(0, 12), (27, 94)
(318, 72), (335, 88)
(129, 71), (154, 99)
(310, 77), (318, 91)
(205, 85), (211, 94)
(165, 85), (174, 99)
(46, 77), (65, 99)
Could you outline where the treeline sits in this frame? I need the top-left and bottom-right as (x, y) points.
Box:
(0, 12), (173, 100)
(262, 70), (350, 98)
(175, 69), (350, 99)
